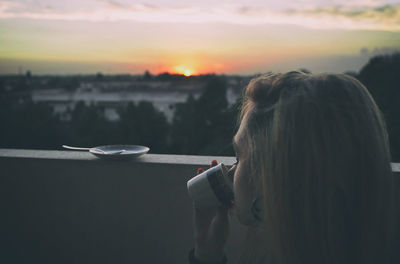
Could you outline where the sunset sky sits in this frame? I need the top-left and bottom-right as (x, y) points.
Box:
(1, 0), (400, 75)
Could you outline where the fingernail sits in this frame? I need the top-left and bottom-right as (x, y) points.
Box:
(211, 160), (218, 166)
(197, 168), (204, 174)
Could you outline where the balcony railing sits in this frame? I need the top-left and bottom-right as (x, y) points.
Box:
(0, 148), (399, 264)
(0, 148), (244, 264)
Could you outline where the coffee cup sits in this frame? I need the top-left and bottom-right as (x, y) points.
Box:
(187, 163), (234, 209)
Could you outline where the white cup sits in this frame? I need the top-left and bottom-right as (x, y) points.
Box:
(187, 163), (234, 209)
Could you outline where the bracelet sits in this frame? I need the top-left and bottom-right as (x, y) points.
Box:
(188, 248), (227, 264)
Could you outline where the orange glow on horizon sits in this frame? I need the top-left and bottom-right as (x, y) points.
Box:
(173, 65), (195, 76)
(183, 69), (193, 77)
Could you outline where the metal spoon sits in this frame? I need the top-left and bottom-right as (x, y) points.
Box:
(62, 145), (92, 151)
(62, 145), (125, 155)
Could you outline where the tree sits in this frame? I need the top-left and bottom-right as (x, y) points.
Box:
(66, 101), (112, 147)
(143, 70), (152, 81)
(118, 101), (169, 153)
(358, 53), (400, 161)
(0, 100), (64, 149)
(170, 75), (238, 155)
(170, 94), (199, 154)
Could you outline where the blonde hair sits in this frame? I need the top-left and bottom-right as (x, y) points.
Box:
(240, 71), (396, 264)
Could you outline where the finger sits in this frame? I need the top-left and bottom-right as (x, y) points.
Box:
(197, 167), (204, 175)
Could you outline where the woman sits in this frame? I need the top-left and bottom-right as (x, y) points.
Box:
(190, 72), (397, 264)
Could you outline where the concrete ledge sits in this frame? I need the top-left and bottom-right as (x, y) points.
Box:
(0, 148), (236, 166)
(0, 149), (242, 264)
(0, 148), (398, 264)
(1, 148), (398, 171)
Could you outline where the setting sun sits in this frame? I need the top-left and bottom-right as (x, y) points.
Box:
(183, 69), (193, 77)
(173, 65), (195, 76)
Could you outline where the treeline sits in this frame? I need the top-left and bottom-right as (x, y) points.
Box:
(0, 75), (239, 156)
(1, 53), (400, 160)
(357, 53), (400, 161)
(0, 71), (231, 92)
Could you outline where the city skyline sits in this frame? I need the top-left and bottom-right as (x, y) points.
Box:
(1, 0), (400, 75)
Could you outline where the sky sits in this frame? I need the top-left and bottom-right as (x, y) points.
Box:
(0, 0), (400, 75)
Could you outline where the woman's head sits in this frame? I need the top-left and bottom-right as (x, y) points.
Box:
(233, 71), (395, 263)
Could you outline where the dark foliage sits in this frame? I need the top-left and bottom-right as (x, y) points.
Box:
(1, 54), (399, 159)
(118, 101), (169, 153)
(170, 76), (239, 155)
(357, 53), (400, 161)
(0, 101), (64, 149)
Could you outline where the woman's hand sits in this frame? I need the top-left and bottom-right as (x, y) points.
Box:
(193, 160), (230, 263)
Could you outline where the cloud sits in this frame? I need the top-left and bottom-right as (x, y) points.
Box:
(0, 1), (25, 13)
(234, 4), (400, 31)
(45, 5), (54, 11)
(233, 4), (400, 30)
(291, 4), (400, 20)
(0, 1), (399, 31)
(294, 4), (400, 30)
(100, 0), (126, 9)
